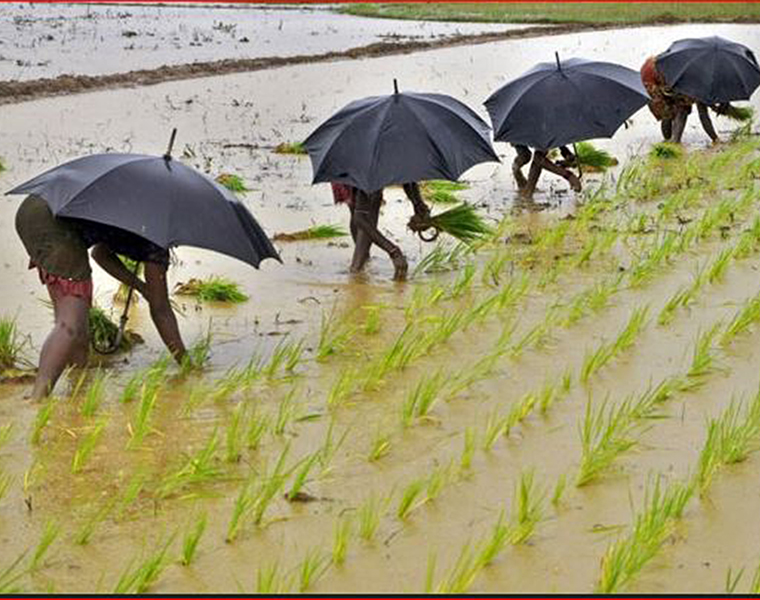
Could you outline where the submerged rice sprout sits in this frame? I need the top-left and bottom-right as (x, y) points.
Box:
(81, 369), (108, 417)
(71, 419), (107, 474)
(0, 551), (29, 594)
(30, 400), (55, 446)
(401, 371), (448, 427)
(332, 515), (352, 565)
(706, 246), (735, 284)
(0, 424), (12, 449)
(596, 476), (694, 593)
(273, 389), (298, 436)
(180, 512), (207, 566)
(326, 366), (357, 410)
(685, 321), (724, 386)
(477, 511), (509, 567)
(215, 172), (249, 192)
(127, 384), (159, 449)
(113, 534), (176, 594)
(0, 318), (26, 369)
(262, 338), (304, 379)
(459, 427), (476, 473)
(316, 309), (356, 362)
(0, 469), (12, 504)
(362, 304), (384, 335)
(576, 395), (637, 486)
(296, 548), (331, 592)
(225, 404), (245, 463)
(158, 430), (222, 499)
(357, 494), (386, 542)
(74, 501), (114, 546)
(316, 420), (349, 476)
(414, 242), (470, 276)
(286, 451), (319, 501)
(721, 291), (760, 345)
(175, 277), (249, 303)
(508, 470), (546, 544)
(116, 473), (146, 519)
(397, 479), (426, 520)
(180, 330), (213, 374)
(696, 391), (760, 493)
(245, 409), (271, 451)
(482, 409), (509, 452)
(551, 474), (567, 507)
(367, 428), (392, 462)
(429, 541), (482, 594)
(563, 275), (622, 327)
(256, 561), (290, 594)
(30, 520), (59, 571)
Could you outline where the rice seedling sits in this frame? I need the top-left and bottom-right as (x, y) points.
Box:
(316, 420), (349, 477)
(596, 476), (694, 593)
(81, 369), (108, 417)
(273, 141), (307, 155)
(158, 430), (222, 499)
(425, 462), (452, 502)
(420, 180), (469, 204)
(180, 512), (207, 566)
(476, 510), (509, 568)
(510, 316), (556, 358)
(273, 224), (347, 241)
(721, 291), (760, 346)
(649, 142), (683, 160)
(628, 232), (679, 287)
(225, 404), (245, 463)
(695, 392), (760, 493)
(332, 516), (352, 566)
(256, 561), (290, 594)
(316, 309), (356, 362)
(401, 370), (448, 427)
(71, 419), (107, 474)
(482, 409), (508, 452)
(658, 283), (700, 326)
(357, 494), (386, 542)
(448, 263), (476, 299)
(459, 427), (476, 473)
(0, 469), (12, 504)
(414, 242), (470, 275)
(574, 141), (618, 171)
(508, 470), (546, 544)
(296, 547), (330, 592)
(397, 478), (426, 520)
(576, 395), (638, 486)
(113, 534), (175, 593)
(0, 423), (11, 449)
(551, 474), (567, 507)
(286, 451), (319, 501)
(175, 277), (249, 303)
(74, 500), (114, 545)
(30, 520), (59, 571)
(725, 566), (745, 593)
(273, 389), (298, 436)
(429, 541), (482, 593)
(180, 330), (213, 375)
(215, 172), (248, 192)
(0, 551), (28, 594)
(120, 370), (144, 404)
(563, 275), (622, 327)
(685, 321), (724, 386)
(245, 411), (270, 450)
(750, 560), (760, 594)
(0, 318), (26, 369)
(538, 372), (573, 414)
(580, 306), (649, 385)
(326, 367), (357, 410)
(367, 428), (392, 462)
(89, 305), (136, 352)
(127, 384), (159, 449)
(427, 203), (492, 244)
(706, 246), (734, 284)
(362, 304), (384, 335)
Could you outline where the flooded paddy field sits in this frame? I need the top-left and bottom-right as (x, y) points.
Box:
(1, 11), (760, 593)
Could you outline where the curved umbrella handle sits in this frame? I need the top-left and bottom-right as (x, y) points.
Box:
(417, 227), (440, 243)
(92, 262), (141, 355)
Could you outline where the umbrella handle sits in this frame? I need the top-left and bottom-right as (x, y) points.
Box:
(417, 227), (440, 243)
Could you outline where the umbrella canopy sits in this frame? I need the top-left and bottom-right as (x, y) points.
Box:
(6, 153), (280, 269)
(484, 55), (649, 151)
(656, 36), (760, 105)
(303, 83), (500, 193)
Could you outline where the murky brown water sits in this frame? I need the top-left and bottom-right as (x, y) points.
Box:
(1, 16), (760, 594)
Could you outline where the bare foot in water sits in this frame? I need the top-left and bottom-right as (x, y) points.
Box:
(391, 249), (408, 281)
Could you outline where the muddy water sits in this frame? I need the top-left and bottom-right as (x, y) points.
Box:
(0, 20), (760, 594)
(0, 3), (533, 81)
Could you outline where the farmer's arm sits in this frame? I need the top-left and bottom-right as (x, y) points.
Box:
(402, 182), (430, 219)
(91, 243), (147, 296)
(143, 261), (186, 363)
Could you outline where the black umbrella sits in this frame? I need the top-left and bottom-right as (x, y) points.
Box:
(303, 80), (499, 193)
(6, 134), (280, 269)
(656, 36), (760, 105)
(484, 54), (649, 151)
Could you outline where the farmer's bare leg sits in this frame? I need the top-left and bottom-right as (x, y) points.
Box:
(349, 193), (380, 273)
(670, 108), (688, 144)
(661, 118), (673, 141)
(697, 103), (719, 143)
(351, 191), (407, 280)
(32, 293), (89, 400)
(533, 151), (582, 192)
(512, 145), (532, 191)
(521, 153), (544, 199)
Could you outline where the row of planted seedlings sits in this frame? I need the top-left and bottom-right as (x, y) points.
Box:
(3, 136), (758, 592)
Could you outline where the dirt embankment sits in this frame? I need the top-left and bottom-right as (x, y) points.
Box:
(0, 22), (632, 106)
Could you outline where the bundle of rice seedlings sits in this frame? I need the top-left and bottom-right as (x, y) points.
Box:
(574, 141), (618, 172)
(722, 105), (754, 122)
(427, 203), (492, 244)
(649, 142), (683, 160)
(89, 305), (141, 352)
(420, 180), (469, 204)
(274, 142), (307, 155)
(273, 224), (348, 242)
(215, 173), (249, 192)
(0, 318), (25, 369)
(174, 277), (249, 303)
